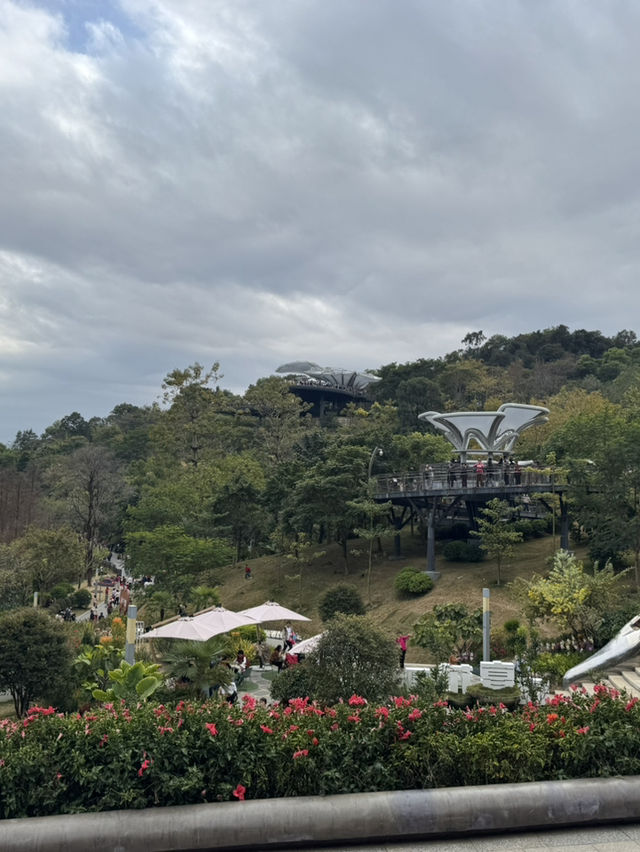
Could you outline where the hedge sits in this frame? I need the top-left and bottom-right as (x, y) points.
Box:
(1, 685), (640, 818)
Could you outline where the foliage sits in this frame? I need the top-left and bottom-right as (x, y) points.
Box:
(318, 584), (365, 622)
(307, 614), (399, 704)
(394, 567), (433, 597)
(412, 666), (450, 703)
(74, 641), (125, 700)
(0, 608), (74, 717)
(91, 660), (164, 704)
(161, 636), (233, 699)
(442, 540), (485, 562)
(4, 685), (640, 816)
(471, 499), (523, 586)
(534, 652), (586, 688)
(10, 526), (86, 592)
(413, 603), (482, 663)
(460, 683), (521, 709)
(270, 664), (316, 704)
(70, 588), (92, 609)
(515, 550), (625, 640)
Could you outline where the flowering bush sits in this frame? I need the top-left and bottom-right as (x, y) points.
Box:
(1, 685), (640, 818)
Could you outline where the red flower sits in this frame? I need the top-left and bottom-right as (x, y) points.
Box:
(330, 723), (339, 731)
(347, 715), (361, 723)
(398, 730), (412, 741)
(138, 759), (151, 777)
(374, 706), (389, 720)
(626, 698), (639, 712)
(408, 709), (422, 722)
(348, 694), (367, 706)
(205, 723), (218, 736)
(546, 713), (559, 724)
(576, 726), (590, 734)
(293, 749), (309, 759)
(260, 725), (273, 734)
(312, 737), (319, 746)
(232, 784), (246, 800)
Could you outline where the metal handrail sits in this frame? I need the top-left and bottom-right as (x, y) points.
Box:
(374, 465), (567, 496)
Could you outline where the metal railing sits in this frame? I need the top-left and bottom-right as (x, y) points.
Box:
(375, 464), (567, 496)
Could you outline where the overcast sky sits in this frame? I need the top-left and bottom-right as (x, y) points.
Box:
(2, 0), (640, 441)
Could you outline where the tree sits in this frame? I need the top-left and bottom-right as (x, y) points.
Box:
(10, 526), (86, 592)
(243, 376), (311, 463)
(307, 614), (399, 703)
(163, 635), (233, 698)
(471, 498), (523, 586)
(413, 603), (482, 663)
(125, 525), (233, 599)
(46, 445), (126, 582)
(161, 362), (223, 467)
(0, 608), (73, 717)
(516, 550), (624, 641)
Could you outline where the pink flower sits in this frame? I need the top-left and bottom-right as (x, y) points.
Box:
(347, 715), (361, 723)
(576, 726), (590, 734)
(312, 737), (319, 746)
(348, 694), (367, 707)
(232, 784), (246, 801)
(330, 723), (339, 731)
(138, 759), (151, 777)
(626, 698), (639, 712)
(374, 706), (389, 720)
(205, 723), (218, 736)
(99, 734), (109, 747)
(293, 749), (309, 759)
(260, 725), (273, 734)
(398, 730), (412, 741)
(408, 709), (422, 722)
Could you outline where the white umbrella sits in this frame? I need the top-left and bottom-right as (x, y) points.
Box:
(194, 606), (259, 636)
(238, 601), (311, 623)
(142, 617), (222, 642)
(290, 633), (322, 655)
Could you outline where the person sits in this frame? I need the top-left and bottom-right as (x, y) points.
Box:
(487, 458), (495, 485)
(447, 461), (455, 487)
(475, 460), (485, 487)
(283, 622), (294, 651)
(269, 645), (284, 672)
(514, 462), (522, 485)
(244, 564), (252, 580)
(218, 666), (238, 705)
(396, 634), (410, 669)
(460, 461), (468, 488)
(258, 697), (269, 709)
(424, 464), (434, 488)
(234, 650), (247, 674)
(256, 639), (270, 669)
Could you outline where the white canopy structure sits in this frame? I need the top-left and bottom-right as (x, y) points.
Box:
(418, 403), (549, 455)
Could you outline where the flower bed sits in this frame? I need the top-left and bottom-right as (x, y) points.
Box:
(1, 686), (639, 819)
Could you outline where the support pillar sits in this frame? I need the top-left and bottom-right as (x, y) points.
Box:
(426, 501), (438, 577)
(560, 497), (569, 551)
(482, 588), (491, 662)
(125, 604), (137, 665)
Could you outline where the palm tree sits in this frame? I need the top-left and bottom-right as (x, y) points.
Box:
(162, 635), (233, 698)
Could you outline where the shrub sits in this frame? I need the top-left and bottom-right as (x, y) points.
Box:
(394, 569), (433, 597)
(232, 624), (266, 643)
(534, 652), (586, 687)
(319, 584), (365, 622)
(70, 588), (92, 610)
(458, 683), (522, 709)
(442, 541), (485, 562)
(309, 614), (400, 704)
(270, 663), (316, 703)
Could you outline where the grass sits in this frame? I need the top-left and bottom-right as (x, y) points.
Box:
(217, 531), (595, 666)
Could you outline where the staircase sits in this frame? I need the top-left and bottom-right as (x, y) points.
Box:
(558, 656), (640, 699)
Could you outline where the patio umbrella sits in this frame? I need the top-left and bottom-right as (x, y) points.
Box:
(290, 633), (322, 655)
(238, 601), (311, 623)
(194, 606), (259, 636)
(238, 601), (311, 643)
(142, 617), (223, 642)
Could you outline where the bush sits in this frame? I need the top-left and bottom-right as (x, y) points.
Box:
(319, 584), (365, 622)
(394, 569), (433, 597)
(270, 663), (316, 703)
(534, 652), (586, 687)
(442, 541), (485, 562)
(232, 624), (266, 643)
(70, 589), (92, 610)
(459, 682), (521, 709)
(310, 614), (400, 704)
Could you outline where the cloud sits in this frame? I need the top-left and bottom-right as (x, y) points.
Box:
(1, 0), (640, 439)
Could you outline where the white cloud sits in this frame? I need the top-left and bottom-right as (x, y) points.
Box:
(1, 0), (640, 439)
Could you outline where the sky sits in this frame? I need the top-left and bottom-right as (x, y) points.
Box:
(2, 1), (640, 442)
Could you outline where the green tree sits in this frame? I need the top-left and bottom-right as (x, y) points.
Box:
(471, 498), (523, 586)
(160, 362), (223, 467)
(162, 635), (233, 698)
(307, 614), (399, 703)
(243, 376), (311, 463)
(516, 550), (624, 640)
(10, 526), (86, 592)
(0, 608), (73, 717)
(413, 603), (482, 663)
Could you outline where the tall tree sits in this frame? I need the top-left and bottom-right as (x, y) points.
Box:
(471, 499), (523, 586)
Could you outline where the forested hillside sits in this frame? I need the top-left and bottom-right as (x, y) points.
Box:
(2, 325), (640, 613)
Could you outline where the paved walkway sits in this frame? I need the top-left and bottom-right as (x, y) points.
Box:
(237, 665), (277, 703)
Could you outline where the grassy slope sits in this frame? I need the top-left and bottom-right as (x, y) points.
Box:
(218, 532), (593, 665)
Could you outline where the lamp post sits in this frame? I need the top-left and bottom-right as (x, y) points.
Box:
(368, 446), (383, 482)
